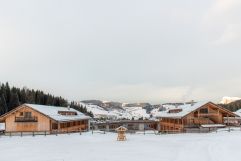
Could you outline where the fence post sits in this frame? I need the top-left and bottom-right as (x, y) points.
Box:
(45, 131), (46, 136)
(32, 132), (35, 137)
(80, 129), (82, 135)
(21, 132), (22, 137)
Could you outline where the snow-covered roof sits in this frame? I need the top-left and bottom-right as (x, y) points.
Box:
(201, 124), (226, 128)
(234, 109), (241, 117)
(155, 101), (210, 119)
(115, 126), (127, 131)
(25, 104), (90, 122)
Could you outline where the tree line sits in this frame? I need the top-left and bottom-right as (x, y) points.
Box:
(70, 101), (93, 117)
(0, 82), (93, 117)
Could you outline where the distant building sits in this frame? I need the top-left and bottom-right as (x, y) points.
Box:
(0, 104), (90, 134)
(92, 120), (158, 132)
(156, 101), (239, 133)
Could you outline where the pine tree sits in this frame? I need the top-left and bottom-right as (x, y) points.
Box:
(0, 98), (4, 115)
(0, 82), (68, 114)
(8, 92), (20, 110)
(1, 94), (8, 113)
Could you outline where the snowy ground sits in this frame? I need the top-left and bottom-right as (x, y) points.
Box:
(0, 129), (241, 161)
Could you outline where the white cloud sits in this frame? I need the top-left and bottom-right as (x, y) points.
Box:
(212, 23), (241, 45)
(202, 0), (241, 45)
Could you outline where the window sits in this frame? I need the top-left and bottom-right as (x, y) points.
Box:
(52, 123), (58, 130)
(168, 109), (182, 113)
(24, 112), (32, 118)
(58, 111), (77, 116)
(19, 112), (23, 116)
(200, 108), (208, 114)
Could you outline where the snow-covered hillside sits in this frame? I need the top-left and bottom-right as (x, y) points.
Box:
(220, 96), (241, 104)
(122, 106), (150, 119)
(80, 102), (150, 120)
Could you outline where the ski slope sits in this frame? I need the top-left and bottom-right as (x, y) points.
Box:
(0, 130), (241, 161)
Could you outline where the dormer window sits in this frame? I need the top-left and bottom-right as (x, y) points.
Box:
(168, 109), (182, 113)
(58, 111), (77, 116)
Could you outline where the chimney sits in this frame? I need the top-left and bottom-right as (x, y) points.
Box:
(191, 100), (194, 106)
(67, 105), (70, 110)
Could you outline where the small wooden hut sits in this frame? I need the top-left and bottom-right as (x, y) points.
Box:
(115, 126), (127, 141)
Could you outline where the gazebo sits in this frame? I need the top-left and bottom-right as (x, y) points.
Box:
(115, 126), (128, 141)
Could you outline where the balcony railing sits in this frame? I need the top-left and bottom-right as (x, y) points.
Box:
(197, 112), (219, 116)
(15, 116), (38, 122)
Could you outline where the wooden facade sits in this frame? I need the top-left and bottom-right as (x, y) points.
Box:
(0, 104), (90, 134)
(158, 102), (238, 133)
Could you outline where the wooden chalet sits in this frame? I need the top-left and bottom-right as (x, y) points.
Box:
(0, 104), (90, 134)
(156, 101), (239, 133)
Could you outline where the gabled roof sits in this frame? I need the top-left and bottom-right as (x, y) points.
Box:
(235, 109), (241, 117)
(115, 126), (128, 131)
(155, 101), (238, 119)
(0, 104), (90, 122)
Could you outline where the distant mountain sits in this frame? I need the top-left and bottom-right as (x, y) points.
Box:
(80, 100), (155, 120)
(80, 100), (214, 120)
(220, 99), (241, 112)
(220, 97), (241, 104)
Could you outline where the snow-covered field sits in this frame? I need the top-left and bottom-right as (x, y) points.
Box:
(0, 130), (241, 161)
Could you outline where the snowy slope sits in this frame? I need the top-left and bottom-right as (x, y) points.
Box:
(80, 102), (149, 120)
(122, 106), (150, 119)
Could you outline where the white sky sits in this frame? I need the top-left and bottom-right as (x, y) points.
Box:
(1, 0), (241, 104)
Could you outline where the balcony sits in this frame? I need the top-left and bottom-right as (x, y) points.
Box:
(197, 112), (219, 117)
(15, 116), (38, 122)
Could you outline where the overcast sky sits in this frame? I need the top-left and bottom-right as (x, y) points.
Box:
(1, 0), (241, 104)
